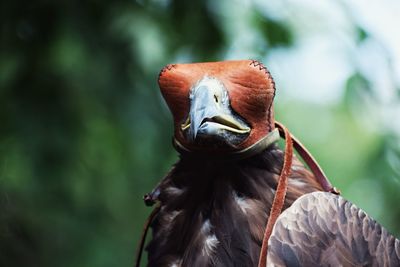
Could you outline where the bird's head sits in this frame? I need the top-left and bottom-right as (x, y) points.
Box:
(158, 60), (276, 154)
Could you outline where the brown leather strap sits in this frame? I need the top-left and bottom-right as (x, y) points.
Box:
(173, 128), (280, 162)
(258, 121), (339, 266)
(258, 122), (293, 267)
(289, 131), (340, 195)
(134, 204), (161, 267)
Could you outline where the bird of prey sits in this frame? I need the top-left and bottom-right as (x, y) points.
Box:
(135, 60), (400, 267)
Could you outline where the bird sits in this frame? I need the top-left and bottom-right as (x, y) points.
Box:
(135, 60), (400, 267)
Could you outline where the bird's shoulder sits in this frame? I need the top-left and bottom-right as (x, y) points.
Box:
(267, 191), (400, 266)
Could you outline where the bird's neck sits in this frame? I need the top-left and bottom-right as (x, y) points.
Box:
(146, 146), (323, 267)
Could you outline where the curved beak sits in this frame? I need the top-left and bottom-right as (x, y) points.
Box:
(181, 77), (250, 142)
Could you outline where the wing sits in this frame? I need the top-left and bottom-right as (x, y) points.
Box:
(267, 192), (400, 267)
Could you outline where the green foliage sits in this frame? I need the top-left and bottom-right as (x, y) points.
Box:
(252, 13), (293, 48)
(0, 1), (399, 266)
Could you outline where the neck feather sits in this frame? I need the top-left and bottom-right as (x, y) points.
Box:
(146, 145), (323, 267)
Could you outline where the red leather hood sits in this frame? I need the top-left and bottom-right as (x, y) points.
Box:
(158, 60), (276, 152)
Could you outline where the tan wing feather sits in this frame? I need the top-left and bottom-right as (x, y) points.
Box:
(267, 192), (400, 267)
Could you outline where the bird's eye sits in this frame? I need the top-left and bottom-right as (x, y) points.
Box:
(214, 95), (219, 103)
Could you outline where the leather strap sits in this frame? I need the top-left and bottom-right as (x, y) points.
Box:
(134, 204), (161, 267)
(288, 130), (340, 194)
(173, 128), (280, 162)
(258, 122), (293, 267)
(257, 121), (339, 267)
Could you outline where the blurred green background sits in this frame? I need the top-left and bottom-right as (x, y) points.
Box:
(1, 0), (399, 266)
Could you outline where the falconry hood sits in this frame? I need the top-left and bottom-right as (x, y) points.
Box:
(158, 60), (277, 155)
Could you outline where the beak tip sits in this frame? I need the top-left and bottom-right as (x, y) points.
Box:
(189, 126), (198, 141)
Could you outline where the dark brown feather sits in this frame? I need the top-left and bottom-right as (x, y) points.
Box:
(146, 145), (323, 267)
